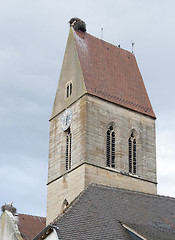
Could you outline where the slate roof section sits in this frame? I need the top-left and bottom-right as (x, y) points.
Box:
(73, 29), (156, 119)
(52, 184), (175, 240)
(17, 214), (46, 240)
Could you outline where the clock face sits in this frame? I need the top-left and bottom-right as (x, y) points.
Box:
(61, 109), (72, 131)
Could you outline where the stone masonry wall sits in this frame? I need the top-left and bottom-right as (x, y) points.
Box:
(84, 163), (157, 193)
(46, 164), (86, 225)
(47, 94), (157, 223)
(46, 162), (157, 224)
(48, 96), (87, 184)
(86, 95), (157, 183)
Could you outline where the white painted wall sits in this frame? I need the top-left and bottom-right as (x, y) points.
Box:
(45, 230), (58, 240)
(0, 211), (23, 240)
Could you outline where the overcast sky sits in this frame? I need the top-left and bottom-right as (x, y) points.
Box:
(0, 0), (175, 217)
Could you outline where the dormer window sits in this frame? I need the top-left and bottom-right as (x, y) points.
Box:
(106, 125), (115, 168)
(66, 82), (73, 98)
(128, 133), (136, 174)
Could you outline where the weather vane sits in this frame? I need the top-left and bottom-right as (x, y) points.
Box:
(101, 28), (103, 40)
(131, 40), (135, 54)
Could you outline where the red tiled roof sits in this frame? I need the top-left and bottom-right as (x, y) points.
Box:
(17, 214), (46, 240)
(73, 29), (156, 118)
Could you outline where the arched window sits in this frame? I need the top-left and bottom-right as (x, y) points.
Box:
(106, 125), (115, 168)
(66, 129), (71, 170)
(128, 133), (136, 174)
(66, 82), (73, 98)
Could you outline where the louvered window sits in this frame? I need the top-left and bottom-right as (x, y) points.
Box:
(106, 126), (115, 168)
(106, 130), (110, 167)
(70, 83), (72, 96)
(66, 131), (71, 170)
(128, 134), (137, 174)
(66, 82), (73, 98)
(66, 85), (69, 98)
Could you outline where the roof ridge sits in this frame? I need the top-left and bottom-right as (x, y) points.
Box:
(18, 213), (46, 218)
(73, 28), (132, 55)
(53, 183), (175, 224)
(90, 183), (175, 201)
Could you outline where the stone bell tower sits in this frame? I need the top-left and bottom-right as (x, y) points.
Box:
(46, 18), (157, 224)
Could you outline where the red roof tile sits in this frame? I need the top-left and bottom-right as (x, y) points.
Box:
(17, 214), (46, 240)
(73, 29), (156, 118)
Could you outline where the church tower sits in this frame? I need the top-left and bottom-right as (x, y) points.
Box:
(46, 19), (157, 224)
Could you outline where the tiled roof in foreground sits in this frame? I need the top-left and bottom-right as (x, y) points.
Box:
(17, 214), (46, 240)
(73, 29), (156, 118)
(52, 184), (175, 240)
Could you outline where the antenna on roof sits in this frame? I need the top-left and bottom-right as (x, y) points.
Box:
(131, 40), (135, 54)
(101, 28), (103, 40)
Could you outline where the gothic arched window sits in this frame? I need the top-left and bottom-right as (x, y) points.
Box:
(128, 133), (136, 174)
(106, 125), (115, 168)
(66, 129), (71, 170)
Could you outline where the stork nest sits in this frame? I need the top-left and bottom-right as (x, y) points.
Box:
(1, 203), (17, 215)
(69, 17), (86, 32)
